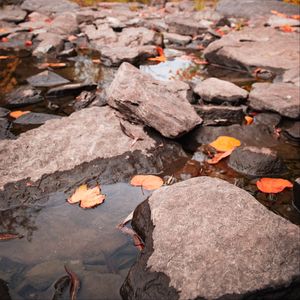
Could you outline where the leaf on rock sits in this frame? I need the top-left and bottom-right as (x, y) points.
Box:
(9, 110), (30, 119)
(256, 178), (293, 194)
(207, 148), (235, 164)
(148, 46), (166, 63)
(209, 136), (241, 152)
(279, 25), (296, 32)
(38, 62), (67, 69)
(130, 175), (164, 190)
(245, 116), (253, 125)
(271, 10), (288, 18)
(0, 233), (23, 241)
(68, 185), (105, 209)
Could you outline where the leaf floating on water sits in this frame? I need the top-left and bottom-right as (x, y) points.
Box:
(9, 110), (30, 119)
(0, 233), (23, 241)
(207, 148), (235, 165)
(130, 175), (164, 190)
(256, 178), (293, 194)
(245, 116), (253, 125)
(148, 46), (166, 63)
(209, 136), (241, 152)
(68, 185), (106, 209)
(64, 265), (80, 300)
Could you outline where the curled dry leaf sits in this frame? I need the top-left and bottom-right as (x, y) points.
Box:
(130, 175), (164, 190)
(207, 148), (235, 164)
(9, 110), (30, 119)
(245, 116), (253, 125)
(256, 178), (293, 194)
(68, 185), (105, 209)
(64, 265), (80, 300)
(209, 136), (241, 152)
(148, 46), (166, 63)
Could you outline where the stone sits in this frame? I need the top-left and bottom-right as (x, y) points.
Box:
(27, 71), (70, 88)
(282, 67), (300, 87)
(194, 104), (244, 126)
(0, 118), (13, 140)
(73, 91), (97, 111)
(283, 122), (300, 143)
(216, 0), (299, 18)
(249, 83), (300, 119)
(121, 177), (300, 300)
(33, 33), (64, 56)
(21, 0), (79, 14)
(0, 32), (33, 50)
(3, 85), (43, 108)
(194, 78), (248, 104)
(204, 27), (300, 72)
(0, 106), (185, 189)
(48, 12), (78, 36)
(0, 5), (27, 22)
(163, 32), (192, 46)
(0, 279), (10, 300)
(13, 112), (62, 125)
(228, 146), (286, 177)
(253, 112), (281, 130)
(82, 24), (117, 42)
(46, 82), (97, 97)
(0, 108), (10, 118)
(266, 15), (300, 28)
(107, 62), (202, 138)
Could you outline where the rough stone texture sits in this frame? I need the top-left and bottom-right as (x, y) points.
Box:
(282, 67), (300, 87)
(0, 108), (10, 118)
(266, 15), (300, 28)
(82, 24), (117, 43)
(122, 177), (300, 300)
(21, 0), (79, 14)
(194, 78), (248, 104)
(249, 83), (300, 119)
(3, 85), (43, 108)
(13, 112), (62, 125)
(48, 12), (78, 36)
(194, 104), (244, 125)
(33, 33), (64, 56)
(216, 0), (300, 18)
(0, 5), (27, 22)
(228, 146), (286, 177)
(46, 82), (97, 97)
(254, 113), (281, 130)
(283, 122), (300, 143)
(27, 71), (70, 88)
(107, 62), (202, 138)
(163, 32), (192, 46)
(0, 118), (13, 140)
(0, 106), (184, 189)
(204, 27), (300, 72)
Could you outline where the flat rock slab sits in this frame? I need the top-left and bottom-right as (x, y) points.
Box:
(204, 27), (300, 72)
(0, 107), (184, 190)
(122, 177), (300, 300)
(27, 71), (70, 88)
(216, 0), (300, 18)
(249, 82), (300, 119)
(107, 62), (202, 138)
(13, 112), (62, 125)
(21, 0), (79, 14)
(194, 77), (248, 104)
(0, 5), (27, 22)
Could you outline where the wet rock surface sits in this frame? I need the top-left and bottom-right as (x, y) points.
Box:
(122, 177), (300, 300)
(13, 112), (62, 125)
(249, 83), (300, 119)
(228, 146), (286, 177)
(0, 5), (27, 22)
(107, 62), (202, 138)
(27, 71), (70, 88)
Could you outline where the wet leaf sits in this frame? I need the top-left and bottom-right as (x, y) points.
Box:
(130, 175), (164, 190)
(64, 265), (80, 300)
(148, 46), (166, 63)
(256, 178), (293, 194)
(25, 40), (32, 46)
(271, 10), (288, 18)
(207, 148), (235, 164)
(279, 25), (296, 32)
(0, 55), (9, 60)
(38, 62), (67, 69)
(209, 136), (241, 152)
(245, 116), (253, 125)
(68, 185), (105, 209)
(118, 226), (144, 251)
(0, 233), (23, 241)
(9, 110), (30, 119)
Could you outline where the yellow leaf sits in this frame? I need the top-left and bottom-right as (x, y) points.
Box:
(68, 184), (88, 204)
(130, 175), (164, 190)
(209, 136), (241, 152)
(9, 111), (30, 119)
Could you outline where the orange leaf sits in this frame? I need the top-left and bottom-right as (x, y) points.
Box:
(68, 185), (105, 209)
(209, 136), (241, 152)
(256, 178), (293, 194)
(245, 116), (253, 125)
(0, 55), (9, 60)
(207, 148), (235, 164)
(279, 25), (295, 32)
(9, 111), (30, 119)
(271, 10), (288, 18)
(130, 175), (164, 190)
(291, 15), (300, 20)
(38, 62), (67, 69)
(148, 46), (166, 63)
(156, 46), (164, 57)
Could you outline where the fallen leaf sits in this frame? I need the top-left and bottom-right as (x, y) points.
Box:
(1, 37), (9, 42)
(118, 211), (134, 228)
(118, 226), (144, 251)
(245, 116), (253, 125)
(130, 175), (164, 190)
(38, 62), (67, 69)
(9, 110), (30, 119)
(25, 40), (32, 46)
(271, 10), (288, 18)
(148, 46), (166, 62)
(209, 136), (241, 152)
(207, 148), (235, 164)
(279, 25), (296, 32)
(291, 15), (300, 20)
(0, 55), (9, 59)
(64, 265), (80, 300)
(92, 59), (101, 64)
(256, 178), (293, 194)
(0, 233), (23, 241)
(68, 185), (105, 209)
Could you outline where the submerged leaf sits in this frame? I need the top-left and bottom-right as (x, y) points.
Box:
(245, 116), (253, 125)
(256, 178), (293, 194)
(207, 148), (235, 164)
(9, 110), (30, 119)
(130, 175), (164, 190)
(64, 265), (80, 300)
(209, 136), (241, 152)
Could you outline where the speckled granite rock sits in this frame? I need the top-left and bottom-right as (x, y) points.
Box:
(121, 177), (300, 300)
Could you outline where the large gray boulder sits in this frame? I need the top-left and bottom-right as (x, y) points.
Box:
(249, 82), (300, 119)
(121, 177), (300, 300)
(204, 27), (299, 72)
(107, 62), (202, 138)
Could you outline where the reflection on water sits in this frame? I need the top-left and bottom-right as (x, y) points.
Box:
(0, 183), (151, 300)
